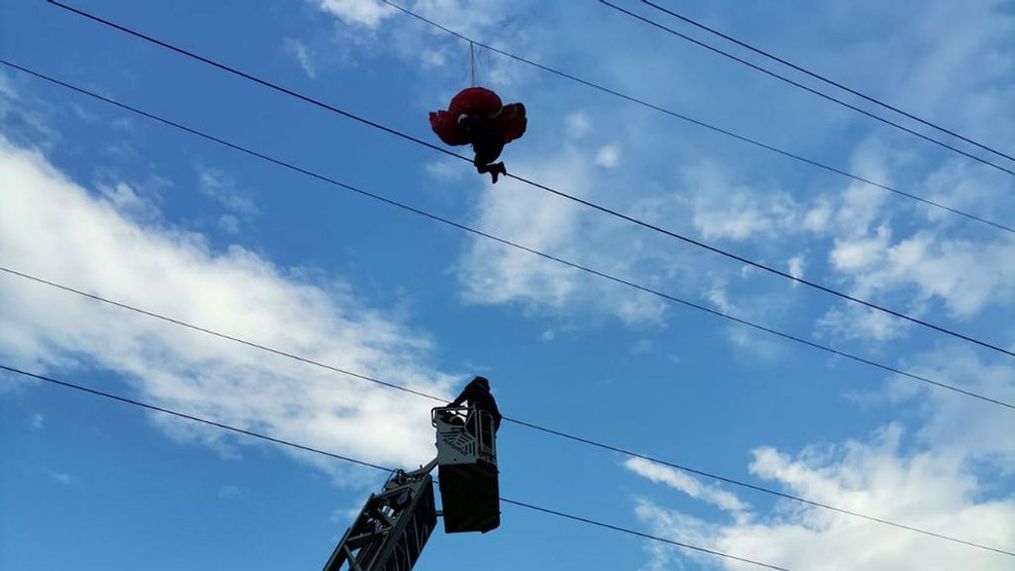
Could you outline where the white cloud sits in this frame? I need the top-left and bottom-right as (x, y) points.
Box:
(802, 200), (832, 233)
(565, 112), (592, 139)
(817, 304), (912, 342)
(920, 159), (1013, 225)
(98, 182), (160, 221)
(218, 485), (243, 499)
(832, 160), (891, 238)
(595, 144), (621, 168)
(455, 147), (668, 326)
(814, 125), (1014, 340)
(809, 153), (1015, 345)
(310, 0), (528, 85)
(30, 412), (44, 429)
(896, 346), (1015, 463)
(877, 234), (1014, 317)
(197, 166), (257, 218)
(786, 256), (804, 282)
(629, 339), (655, 356)
(315, 0), (394, 28)
(196, 165), (258, 235)
(46, 470), (75, 486)
(218, 214), (240, 235)
(829, 225), (891, 271)
(0, 73), (60, 149)
(627, 350), (1015, 570)
(0, 73), (17, 100)
(0, 137), (458, 474)
(683, 164), (801, 242)
(625, 457), (748, 514)
(826, 229), (1015, 319)
(423, 158), (467, 182)
(283, 38), (317, 79)
(453, 148), (813, 348)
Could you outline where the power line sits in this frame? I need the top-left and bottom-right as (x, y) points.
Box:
(4, 61), (1011, 554)
(600, 0), (1015, 178)
(43, 0), (1015, 358)
(0, 364), (393, 471)
(637, 0), (1015, 165)
(4, 58), (1013, 410)
(375, 0), (1013, 234)
(499, 498), (791, 570)
(1, 273), (1006, 555)
(0, 61), (1011, 413)
(1, 364), (793, 571)
(2, 267), (1011, 557)
(503, 420), (1015, 558)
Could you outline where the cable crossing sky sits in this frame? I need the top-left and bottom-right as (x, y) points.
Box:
(635, 0), (1015, 165)
(600, 0), (1015, 178)
(375, 0), (1013, 234)
(11, 3), (1014, 569)
(1, 259), (1011, 557)
(6, 59), (1004, 410)
(41, 0), (1015, 359)
(4, 58), (1015, 417)
(0, 364), (794, 571)
(5, 56), (1013, 415)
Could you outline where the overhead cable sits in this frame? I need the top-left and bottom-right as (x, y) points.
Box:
(4, 62), (1011, 554)
(4, 59), (1013, 410)
(2, 65), (1013, 412)
(600, 0), (1015, 178)
(3, 265), (1012, 558)
(1, 364), (793, 571)
(373, 0), (1013, 234)
(636, 0), (1015, 164)
(42, 0), (1015, 358)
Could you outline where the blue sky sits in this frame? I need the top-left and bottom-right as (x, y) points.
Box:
(1, 0), (1013, 569)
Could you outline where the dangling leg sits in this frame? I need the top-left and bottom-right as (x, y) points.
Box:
(474, 155), (503, 184)
(479, 161), (506, 184)
(490, 162), (507, 183)
(463, 116), (507, 183)
(473, 142), (506, 184)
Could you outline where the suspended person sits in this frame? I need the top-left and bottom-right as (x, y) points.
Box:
(448, 376), (502, 441)
(430, 87), (527, 184)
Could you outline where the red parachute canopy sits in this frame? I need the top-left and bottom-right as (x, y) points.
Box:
(430, 87), (527, 146)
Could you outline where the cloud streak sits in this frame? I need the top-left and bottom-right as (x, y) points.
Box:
(0, 136), (457, 475)
(626, 348), (1015, 569)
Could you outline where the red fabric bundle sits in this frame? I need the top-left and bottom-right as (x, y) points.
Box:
(430, 87), (527, 146)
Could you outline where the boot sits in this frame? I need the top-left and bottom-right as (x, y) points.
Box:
(489, 162), (507, 184)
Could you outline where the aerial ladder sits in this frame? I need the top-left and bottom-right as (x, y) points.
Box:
(322, 405), (500, 571)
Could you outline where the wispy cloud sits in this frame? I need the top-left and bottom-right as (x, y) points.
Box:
(595, 144), (621, 168)
(455, 143), (670, 326)
(0, 137), (458, 475)
(625, 457), (748, 514)
(196, 165), (258, 234)
(218, 485), (243, 499)
(46, 469), (75, 486)
(283, 38), (317, 79)
(314, 0), (394, 29)
(627, 348), (1015, 570)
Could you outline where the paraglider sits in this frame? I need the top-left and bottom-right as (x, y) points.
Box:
(429, 44), (527, 183)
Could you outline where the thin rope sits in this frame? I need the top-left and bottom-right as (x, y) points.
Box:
(469, 40), (476, 86)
